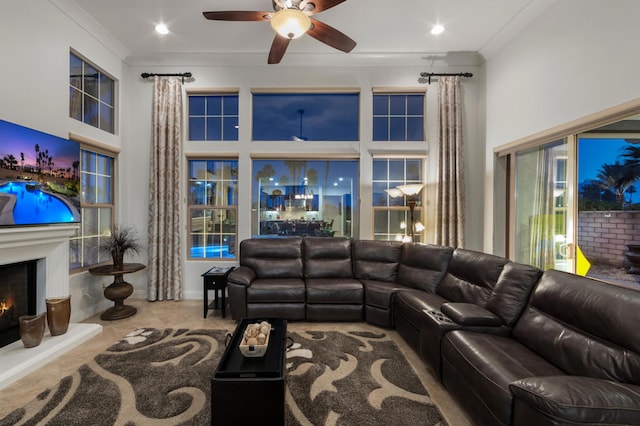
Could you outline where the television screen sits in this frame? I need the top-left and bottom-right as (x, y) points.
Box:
(0, 119), (81, 226)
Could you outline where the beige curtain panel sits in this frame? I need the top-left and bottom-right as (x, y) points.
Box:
(147, 76), (184, 301)
(435, 76), (465, 248)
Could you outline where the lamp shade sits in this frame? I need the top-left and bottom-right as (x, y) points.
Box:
(384, 188), (404, 198)
(397, 183), (425, 196)
(270, 8), (311, 39)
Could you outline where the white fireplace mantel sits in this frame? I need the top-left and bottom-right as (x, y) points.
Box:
(0, 225), (102, 389)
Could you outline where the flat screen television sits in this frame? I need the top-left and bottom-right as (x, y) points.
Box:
(0, 119), (81, 226)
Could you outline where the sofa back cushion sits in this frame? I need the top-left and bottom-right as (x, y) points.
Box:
(303, 237), (353, 279)
(352, 240), (403, 282)
(397, 243), (453, 293)
(239, 237), (303, 279)
(437, 248), (509, 305)
(513, 269), (640, 384)
(485, 262), (542, 327)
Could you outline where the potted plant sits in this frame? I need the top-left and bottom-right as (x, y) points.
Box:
(100, 224), (141, 270)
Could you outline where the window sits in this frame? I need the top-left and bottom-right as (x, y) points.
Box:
(69, 52), (115, 134)
(372, 158), (424, 241)
(252, 92), (359, 141)
(253, 159), (358, 238)
(69, 149), (115, 270)
(188, 159), (238, 259)
(373, 93), (425, 141)
(188, 94), (239, 141)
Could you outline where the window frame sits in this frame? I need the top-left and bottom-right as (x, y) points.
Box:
(69, 50), (117, 134)
(372, 157), (425, 242)
(187, 158), (239, 260)
(69, 144), (116, 272)
(187, 92), (239, 141)
(372, 89), (426, 142)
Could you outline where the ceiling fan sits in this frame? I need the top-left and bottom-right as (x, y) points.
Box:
(203, 0), (356, 64)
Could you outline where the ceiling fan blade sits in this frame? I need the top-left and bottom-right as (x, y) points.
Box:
(307, 19), (356, 53)
(301, 0), (347, 14)
(202, 11), (271, 21)
(268, 35), (291, 64)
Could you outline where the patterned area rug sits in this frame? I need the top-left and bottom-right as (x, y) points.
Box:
(0, 328), (447, 425)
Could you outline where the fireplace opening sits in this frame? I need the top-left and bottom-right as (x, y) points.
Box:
(0, 260), (37, 348)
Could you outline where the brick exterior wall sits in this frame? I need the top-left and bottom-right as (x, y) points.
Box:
(578, 211), (640, 266)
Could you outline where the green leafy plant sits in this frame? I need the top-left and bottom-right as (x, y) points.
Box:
(100, 224), (141, 256)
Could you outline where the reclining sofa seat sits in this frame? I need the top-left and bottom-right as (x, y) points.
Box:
(441, 269), (640, 426)
(304, 237), (363, 321)
(227, 237), (306, 320)
(394, 248), (542, 378)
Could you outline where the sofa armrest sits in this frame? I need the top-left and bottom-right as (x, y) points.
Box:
(510, 376), (640, 425)
(441, 302), (502, 326)
(228, 266), (256, 286)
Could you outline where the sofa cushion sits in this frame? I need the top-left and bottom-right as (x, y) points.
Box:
(303, 237), (354, 279)
(363, 280), (414, 310)
(246, 278), (305, 303)
(437, 248), (509, 305)
(510, 376), (640, 425)
(397, 243), (453, 293)
(352, 240), (402, 282)
(513, 269), (640, 384)
(485, 262), (542, 327)
(306, 278), (363, 304)
(441, 330), (564, 426)
(240, 237), (303, 279)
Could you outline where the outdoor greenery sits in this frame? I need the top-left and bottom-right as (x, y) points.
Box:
(579, 145), (640, 211)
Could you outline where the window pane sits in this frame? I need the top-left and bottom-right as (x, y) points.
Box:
(406, 160), (422, 181)
(372, 182), (389, 206)
(223, 116), (238, 140)
(84, 63), (99, 98)
(223, 96), (238, 115)
(206, 96), (222, 115)
(82, 150), (96, 172)
(70, 87), (82, 120)
(388, 160), (405, 180)
(82, 236), (99, 266)
(373, 117), (388, 141)
(372, 160), (387, 181)
(406, 117), (423, 141)
(83, 95), (99, 127)
(407, 95), (424, 115)
(206, 117), (222, 140)
(70, 54), (82, 88)
(373, 95), (388, 115)
(374, 210), (389, 233)
(81, 174), (96, 203)
(97, 154), (111, 175)
(82, 207), (98, 236)
(189, 117), (205, 140)
(99, 74), (114, 105)
(252, 93), (359, 141)
(96, 176), (111, 203)
(389, 95), (406, 115)
(99, 104), (114, 133)
(389, 117), (405, 141)
(189, 96), (205, 115)
(253, 159), (358, 238)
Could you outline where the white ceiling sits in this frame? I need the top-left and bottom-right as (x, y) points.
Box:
(65, 0), (556, 65)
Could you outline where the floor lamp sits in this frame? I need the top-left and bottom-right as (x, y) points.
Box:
(386, 184), (425, 242)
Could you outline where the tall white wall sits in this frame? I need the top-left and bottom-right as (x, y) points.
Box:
(484, 0), (640, 254)
(0, 0), (128, 320)
(1, 0), (484, 314)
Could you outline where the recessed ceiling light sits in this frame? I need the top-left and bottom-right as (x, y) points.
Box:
(155, 23), (169, 35)
(431, 24), (445, 35)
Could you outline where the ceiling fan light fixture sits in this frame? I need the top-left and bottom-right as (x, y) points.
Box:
(270, 8), (311, 39)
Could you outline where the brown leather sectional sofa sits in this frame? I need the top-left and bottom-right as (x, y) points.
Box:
(227, 236), (640, 425)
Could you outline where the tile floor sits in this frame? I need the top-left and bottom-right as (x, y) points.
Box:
(0, 299), (471, 425)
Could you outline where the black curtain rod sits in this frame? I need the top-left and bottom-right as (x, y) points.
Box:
(141, 72), (192, 83)
(419, 72), (473, 85)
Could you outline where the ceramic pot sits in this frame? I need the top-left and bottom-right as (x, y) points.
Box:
(46, 296), (71, 336)
(19, 313), (46, 348)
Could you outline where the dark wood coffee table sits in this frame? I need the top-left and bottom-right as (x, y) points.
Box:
(211, 318), (287, 425)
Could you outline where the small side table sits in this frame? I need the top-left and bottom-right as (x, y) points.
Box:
(202, 266), (235, 319)
(89, 263), (145, 321)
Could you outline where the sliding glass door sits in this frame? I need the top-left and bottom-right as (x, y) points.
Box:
(512, 138), (575, 272)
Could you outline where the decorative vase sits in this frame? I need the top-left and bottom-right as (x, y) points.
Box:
(19, 313), (46, 348)
(46, 296), (71, 336)
(112, 251), (124, 270)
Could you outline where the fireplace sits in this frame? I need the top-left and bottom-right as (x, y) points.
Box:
(0, 260), (37, 348)
(0, 225), (102, 389)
